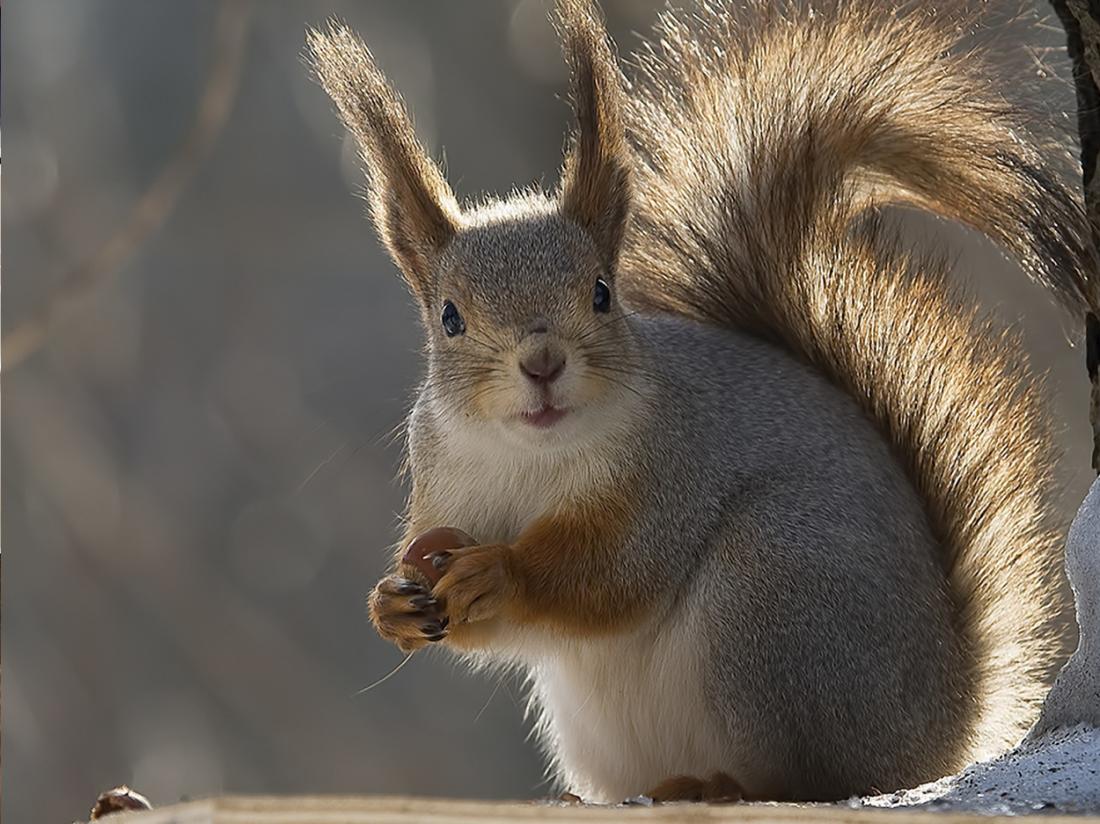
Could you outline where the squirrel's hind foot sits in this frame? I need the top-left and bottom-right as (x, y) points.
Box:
(643, 772), (744, 804)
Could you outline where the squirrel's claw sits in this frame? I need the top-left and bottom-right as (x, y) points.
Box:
(429, 551), (452, 573)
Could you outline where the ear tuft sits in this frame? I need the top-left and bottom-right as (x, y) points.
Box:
(308, 23), (459, 299)
(555, 0), (632, 272)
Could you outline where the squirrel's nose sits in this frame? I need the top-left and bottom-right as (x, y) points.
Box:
(520, 347), (566, 385)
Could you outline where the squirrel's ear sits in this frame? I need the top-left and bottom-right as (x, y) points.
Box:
(556, 0), (631, 273)
(308, 24), (459, 300)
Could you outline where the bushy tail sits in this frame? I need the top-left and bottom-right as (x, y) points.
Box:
(620, 0), (1095, 760)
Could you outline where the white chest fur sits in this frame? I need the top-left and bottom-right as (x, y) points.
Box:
(417, 414), (610, 543)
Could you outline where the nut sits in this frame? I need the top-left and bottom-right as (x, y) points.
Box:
(402, 526), (477, 585)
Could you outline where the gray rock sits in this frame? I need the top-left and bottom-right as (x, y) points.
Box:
(1032, 477), (1100, 734)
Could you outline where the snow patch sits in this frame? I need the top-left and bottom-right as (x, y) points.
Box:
(861, 725), (1100, 814)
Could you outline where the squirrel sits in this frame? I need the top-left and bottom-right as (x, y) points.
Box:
(308, 0), (1097, 803)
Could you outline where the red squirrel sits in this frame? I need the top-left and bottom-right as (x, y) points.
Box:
(309, 0), (1094, 801)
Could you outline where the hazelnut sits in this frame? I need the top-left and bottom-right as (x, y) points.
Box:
(402, 526), (477, 585)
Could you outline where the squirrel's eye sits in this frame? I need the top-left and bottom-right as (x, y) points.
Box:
(441, 301), (465, 337)
(593, 278), (612, 314)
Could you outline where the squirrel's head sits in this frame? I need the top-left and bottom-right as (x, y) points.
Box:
(309, 0), (641, 449)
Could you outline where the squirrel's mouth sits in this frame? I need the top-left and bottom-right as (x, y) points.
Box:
(520, 405), (569, 429)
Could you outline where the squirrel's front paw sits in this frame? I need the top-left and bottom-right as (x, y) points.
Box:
(368, 575), (448, 653)
(431, 544), (518, 625)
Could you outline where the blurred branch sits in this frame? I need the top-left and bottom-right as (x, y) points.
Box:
(1049, 0), (1100, 474)
(2, 0), (254, 371)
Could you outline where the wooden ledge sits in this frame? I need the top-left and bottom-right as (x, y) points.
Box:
(97, 795), (1100, 824)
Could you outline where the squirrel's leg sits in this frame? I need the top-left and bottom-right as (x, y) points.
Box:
(430, 493), (652, 645)
(644, 772), (744, 803)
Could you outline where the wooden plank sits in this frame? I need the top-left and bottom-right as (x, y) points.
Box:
(99, 796), (1100, 824)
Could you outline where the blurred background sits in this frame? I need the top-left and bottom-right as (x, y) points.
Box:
(2, 2), (1096, 822)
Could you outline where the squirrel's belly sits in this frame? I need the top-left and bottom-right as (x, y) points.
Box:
(524, 616), (732, 801)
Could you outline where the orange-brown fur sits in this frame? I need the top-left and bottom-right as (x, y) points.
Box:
(372, 472), (643, 650)
(645, 772), (744, 803)
(492, 485), (643, 634)
(377, 478), (645, 651)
